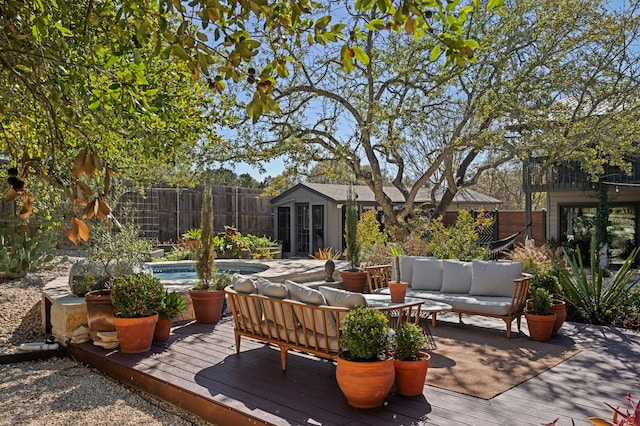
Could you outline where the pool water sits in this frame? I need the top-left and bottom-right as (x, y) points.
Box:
(147, 262), (268, 281)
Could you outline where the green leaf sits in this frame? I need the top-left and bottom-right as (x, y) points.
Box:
(54, 22), (73, 37)
(365, 18), (385, 31)
(171, 44), (190, 60)
(487, 0), (504, 10)
(89, 100), (101, 110)
(105, 55), (119, 67)
(315, 15), (331, 29)
(430, 44), (441, 61)
(341, 45), (353, 72)
(352, 46), (369, 65)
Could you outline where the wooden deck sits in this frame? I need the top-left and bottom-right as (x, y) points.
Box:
(68, 314), (640, 426)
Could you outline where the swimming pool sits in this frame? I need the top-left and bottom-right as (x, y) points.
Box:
(145, 261), (269, 281)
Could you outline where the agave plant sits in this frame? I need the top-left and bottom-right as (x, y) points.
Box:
(558, 237), (640, 325)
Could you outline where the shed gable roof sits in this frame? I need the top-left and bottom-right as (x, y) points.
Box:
(270, 183), (501, 205)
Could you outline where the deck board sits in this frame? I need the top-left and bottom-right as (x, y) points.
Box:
(68, 315), (639, 426)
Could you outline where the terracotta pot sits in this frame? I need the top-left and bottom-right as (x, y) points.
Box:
(339, 270), (367, 293)
(551, 300), (566, 335)
(85, 289), (116, 341)
(114, 314), (159, 353)
(336, 355), (395, 409)
(189, 290), (225, 324)
(525, 312), (556, 342)
(394, 352), (431, 397)
(389, 281), (409, 303)
(153, 318), (172, 342)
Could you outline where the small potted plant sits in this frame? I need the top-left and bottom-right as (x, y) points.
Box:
(524, 287), (556, 342)
(339, 186), (367, 293)
(154, 290), (187, 342)
(336, 306), (395, 409)
(110, 272), (164, 353)
(392, 322), (430, 396)
(388, 244), (408, 302)
(530, 268), (566, 335)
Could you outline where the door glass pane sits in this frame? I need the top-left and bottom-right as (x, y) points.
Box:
(296, 204), (309, 255)
(312, 205), (324, 252)
(277, 207), (291, 252)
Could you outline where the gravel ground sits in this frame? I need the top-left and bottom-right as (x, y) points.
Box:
(0, 255), (214, 426)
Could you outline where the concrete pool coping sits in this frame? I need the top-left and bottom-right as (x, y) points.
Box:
(147, 258), (347, 285)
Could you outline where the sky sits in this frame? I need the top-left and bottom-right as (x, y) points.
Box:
(233, 158), (286, 181)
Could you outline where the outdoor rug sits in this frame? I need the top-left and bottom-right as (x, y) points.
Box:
(426, 322), (581, 399)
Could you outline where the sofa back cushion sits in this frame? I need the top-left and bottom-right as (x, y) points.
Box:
(411, 258), (443, 291)
(319, 286), (367, 308)
(469, 260), (524, 297)
(232, 274), (257, 294)
(440, 260), (473, 294)
(285, 280), (338, 337)
(393, 255), (437, 283)
(256, 278), (296, 330)
(256, 277), (289, 299)
(231, 274), (262, 325)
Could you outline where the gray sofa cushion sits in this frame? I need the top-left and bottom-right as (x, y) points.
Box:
(285, 280), (326, 305)
(319, 286), (367, 308)
(403, 289), (513, 316)
(256, 277), (289, 299)
(232, 274), (257, 294)
(411, 258), (443, 290)
(285, 280), (337, 337)
(394, 255), (436, 283)
(440, 260), (473, 294)
(469, 260), (524, 297)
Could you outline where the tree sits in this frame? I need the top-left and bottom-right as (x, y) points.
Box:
(225, 0), (640, 226)
(1, 0), (490, 239)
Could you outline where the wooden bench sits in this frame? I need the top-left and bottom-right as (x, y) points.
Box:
(225, 285), (422, 370)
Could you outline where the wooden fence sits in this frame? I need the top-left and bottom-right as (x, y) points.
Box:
(443, 210), (547, 247)
(115, 185), (274, 243)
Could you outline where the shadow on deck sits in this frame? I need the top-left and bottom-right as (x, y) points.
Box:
(67, 315), (640, 426)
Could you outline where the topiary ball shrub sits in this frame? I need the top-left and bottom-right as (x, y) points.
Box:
(340, 306), (391, 361)
(111, 272), (164, 318)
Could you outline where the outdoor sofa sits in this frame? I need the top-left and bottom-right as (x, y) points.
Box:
(225, 276), (420, 370)
(379, 257), (532, 338)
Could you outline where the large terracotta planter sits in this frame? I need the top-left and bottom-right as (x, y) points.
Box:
(551, 300), (566, 335)
(339, 270), (367, 293)
(153, 318), (172, 342)
(114, 313), (159, 353)
(336, 355), (395, 409)
(388, 281), (409, 303)
(189, 290), (225, 324)
(525, 312), (556, 342)
(394, 352), (431, 397)
(85, 289), (116, 341)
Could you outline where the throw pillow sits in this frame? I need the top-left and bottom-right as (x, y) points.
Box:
(469, 260), (524, 297)
(256, 277), (289, 299)
(440, 260), (473, 294)
(285, 280), (337, 336)
(232, 274), (257, 294)
(410, 258), (443, 290)
(318, 286), (367, 308)
(284, 280), (326, 305)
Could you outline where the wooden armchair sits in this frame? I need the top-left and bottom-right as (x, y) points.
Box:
(364, 264), (392, 293)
